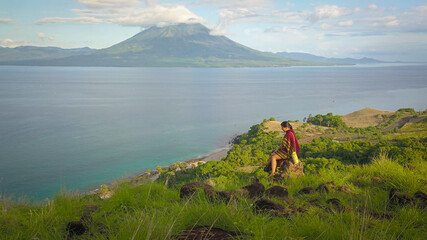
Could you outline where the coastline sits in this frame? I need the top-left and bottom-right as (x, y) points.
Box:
(88, 134), (241, 196)
(137, 146), (233, 182)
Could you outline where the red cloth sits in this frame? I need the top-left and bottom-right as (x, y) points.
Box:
(286, 129), (300, 155)
(275, 129), (300, 160)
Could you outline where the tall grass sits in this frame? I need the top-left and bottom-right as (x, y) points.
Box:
(1, 154), (426, 239)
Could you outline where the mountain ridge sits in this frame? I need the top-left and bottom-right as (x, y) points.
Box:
(275, 51), (384, 64)
(0, 24), (387, 67)
(0, 24), (325, 67)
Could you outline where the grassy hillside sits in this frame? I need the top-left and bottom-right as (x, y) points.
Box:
(1, 111), (426, 239)
(343, 108), (396, 128)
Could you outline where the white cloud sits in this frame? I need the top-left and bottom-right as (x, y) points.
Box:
(413, 5), (427, 12)
(309, 5), (354, 22)
(113, 5), (204, 27)
(368, 4), (378, 10)
(338, 20), (353, 27)
(189, 0), (274, 9)
(210, 8), (257, 35)
(78, 0), (140, 9)
(0, 19), (13, 24)
(37, 32), (55, 41)
(272, 10), (311, 23)
(37, 32), (46, 38)
(265, 26), (287, 33)
(37, 17), (104, 24)
(37, 2), (204, 28)
(320, 23), (330, 30)
(145, 0), (157, 7)
(0, 38), (18, 47)
(2, 38), (14, 44)
(372, 16), (399, 27)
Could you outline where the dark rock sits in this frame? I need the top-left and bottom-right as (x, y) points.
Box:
(66, 221), (87, 237)
(254, 198), (285, 212)
(278, 161), (304, 177)
(337, 185), (351, 194)
(389, 188), (415, 205)
(176, 226), (249, 240)
(242, 181), (265, 199)
(180, 182), (216, 199)
(266, 186), (288, 198)
(298, 187), (315, 195)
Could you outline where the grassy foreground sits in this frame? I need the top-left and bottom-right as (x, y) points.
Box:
(1, 156), (426, 239)
(1, 111), (426, 239)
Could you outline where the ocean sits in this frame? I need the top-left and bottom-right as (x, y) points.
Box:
(0, 64), (426, 201)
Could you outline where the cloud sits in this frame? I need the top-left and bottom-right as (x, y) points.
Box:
(0, 19), (13, 24)
(112, 5), (204, 27)
(338, 20), (353, 27)
(413, 5), (427, 12)
(37, 2), (203, 28)
(371, 16), (399, 27)
(37, 16), (104, 24)
(188, 0), (274, 9)
(210, 8), (258, 35)
(37, 32), (46, 38)
(145, 0), (157, 7)
(265, 26), (287, 33)
(37, 32), (55, 41)
(309, 5), (354, 22)
(286, 2), (295, 8)
(77, 0), (140, 9)
(320, 23), (330, 30)
(1, 38), (14, 44)
(0, 38), (27, 48)
(271, 10), (311, 23)
(368, 4), (378, 10)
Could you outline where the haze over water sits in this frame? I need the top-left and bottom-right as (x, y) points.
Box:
(0, 64), (426, 201)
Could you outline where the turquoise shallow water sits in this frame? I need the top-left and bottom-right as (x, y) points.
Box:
(0, 64), (426, 201)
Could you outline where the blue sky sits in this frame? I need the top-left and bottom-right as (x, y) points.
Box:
(1, 0), (427, 61)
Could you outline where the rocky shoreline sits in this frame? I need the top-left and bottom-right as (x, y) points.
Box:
(89, 134), (242, 197)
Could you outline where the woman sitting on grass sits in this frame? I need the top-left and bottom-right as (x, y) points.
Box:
(261, 121), (300, 177)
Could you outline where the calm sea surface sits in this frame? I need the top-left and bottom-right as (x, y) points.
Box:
(0, 64), (426, 201)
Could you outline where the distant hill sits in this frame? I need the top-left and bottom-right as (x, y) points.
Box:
(342, 108), (395, 128)
(0, 24), (329, 67)
(275, 52), (384, 64)
(0, 46), (93, 62)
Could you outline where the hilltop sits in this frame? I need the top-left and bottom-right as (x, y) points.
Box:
(1, 108), (426, 239)
(342, 107), (395, 128)
(0, 24), (323, 67)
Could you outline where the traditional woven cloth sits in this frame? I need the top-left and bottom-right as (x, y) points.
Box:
(275, 129), (300, 159)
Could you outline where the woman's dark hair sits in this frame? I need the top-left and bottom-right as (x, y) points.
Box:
(281, 121), (293, 130)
